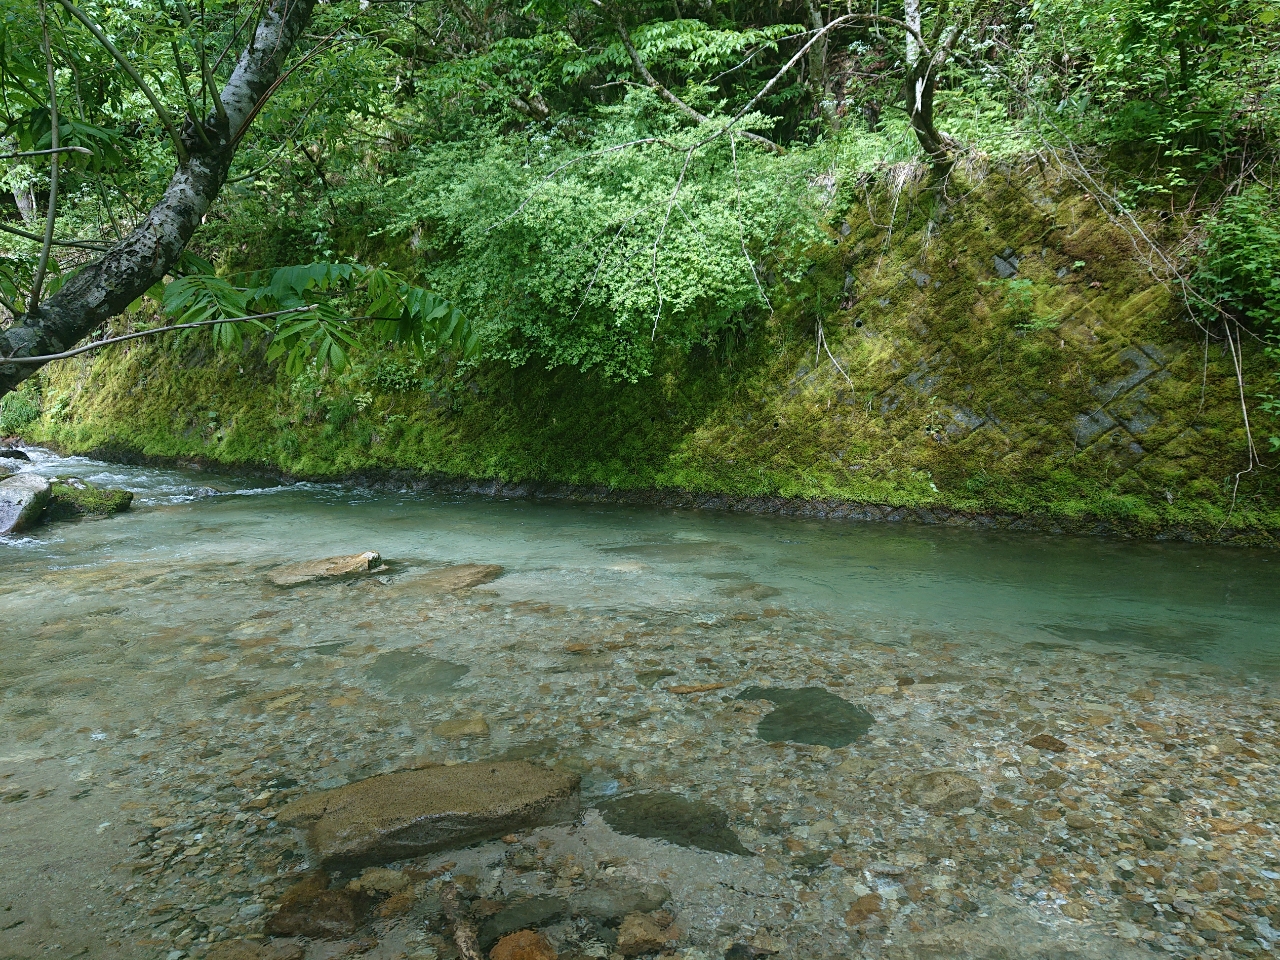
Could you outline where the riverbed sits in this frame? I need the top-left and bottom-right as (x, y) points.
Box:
(2, 448), (1278, 960)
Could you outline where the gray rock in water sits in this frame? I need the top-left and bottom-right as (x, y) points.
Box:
(0, 448), (31, 461)
(268, 551), (384, 586)
(906, 770), (983, 813)
(277, 761), (580, 871)
(0, 473), (50, 535)
(885, 904), (1152, 959)
(365, 650), (469, 699)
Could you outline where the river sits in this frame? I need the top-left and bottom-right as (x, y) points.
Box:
(2, 448), (1278, 960)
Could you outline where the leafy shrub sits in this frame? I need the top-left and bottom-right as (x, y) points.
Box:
(0, 384), (40, 435)
(1194, 185), (1280, 448)
(1194, 185), (1280, 333)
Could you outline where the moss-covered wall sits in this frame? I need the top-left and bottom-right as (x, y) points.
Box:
(25, 165), (1280, 542)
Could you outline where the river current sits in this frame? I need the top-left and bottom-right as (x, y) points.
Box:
(2, 448), (1278, 960)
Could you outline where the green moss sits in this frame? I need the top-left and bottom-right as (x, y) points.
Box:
(45, 479), (134, 522)
(24, 168), (1280, 542)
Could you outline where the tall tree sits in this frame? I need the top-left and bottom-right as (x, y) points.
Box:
(0, 0), (318, 396)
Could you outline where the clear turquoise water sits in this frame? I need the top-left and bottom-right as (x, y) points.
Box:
(2, 448), (1278, 960)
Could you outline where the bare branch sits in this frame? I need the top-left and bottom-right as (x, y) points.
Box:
(1, 306), (312, 365)
(175, 0), (228, 124)
(0, 221), (111, 251)
(0, 145), (90, 160)
(614, 15), (783, 155)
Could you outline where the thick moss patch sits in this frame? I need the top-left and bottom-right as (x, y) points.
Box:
(45, 478), (133, 522)
(23, 167), (1280, 542)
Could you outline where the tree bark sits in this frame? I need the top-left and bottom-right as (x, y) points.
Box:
(806, 0), (838, 134)
(0, 0), (318, 398)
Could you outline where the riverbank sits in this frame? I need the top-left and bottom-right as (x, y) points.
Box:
(17, 169), (1280, 543)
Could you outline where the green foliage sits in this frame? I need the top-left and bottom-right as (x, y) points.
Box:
(1194, 185), (1280, 332)
(158, 261), (473, 375)
(1192, 184), (1280, 447)
(0, 382), (40, 435)
(982, 279), (1060, 332)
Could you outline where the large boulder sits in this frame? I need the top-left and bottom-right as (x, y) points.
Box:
(278, 761), (580, 870)
(0, 473), (50, 535)
(268, 551), (385, 586)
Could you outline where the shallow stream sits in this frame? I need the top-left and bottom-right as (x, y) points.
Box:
(2, 449), (1278, 960)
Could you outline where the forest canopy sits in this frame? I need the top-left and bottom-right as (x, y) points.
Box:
(0, 0), (1277, 408)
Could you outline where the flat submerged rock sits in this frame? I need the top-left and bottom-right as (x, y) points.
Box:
(598, 792), (752, 856)
(278, 761), (580, 870)
(398, 562), (504, 593)
(737, 685), (875, 747)
(268, 551), (384, 586)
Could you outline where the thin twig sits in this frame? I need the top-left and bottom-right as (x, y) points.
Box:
(175, 0), (228, 124)
(231, 17), (356, 146)
(0, 145), (90, 160)
(0, 221), (111, 251)
(729, 132), (772, 311)
(613, 14), (782, 155)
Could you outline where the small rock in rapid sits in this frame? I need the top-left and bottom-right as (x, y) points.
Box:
(346, 866), (410, 895)
(268, 551), (385, 586)
(279, 761), (580, 870)
(206, 943), (304, 960)
(569, 880), (671, 923)
(489, 929), (557, 960)
(264, 872), (372, 939)
(0, 448), (31, 460)
(435, 714), (490, 739)
(907, 770), (983, 814)
(616, 911), (678, 957)
(1065, 811), (1096, 830)
(1025, 733), (1068, 753)
(845, 893), (883, 925)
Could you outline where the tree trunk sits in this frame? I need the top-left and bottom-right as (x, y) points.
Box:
(12, 184), (36, 225)
(0, 0), (318, 398)
(902, 1), (957, 168)
(905, 59), (948, 161)
(806, 0), (838, 133)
